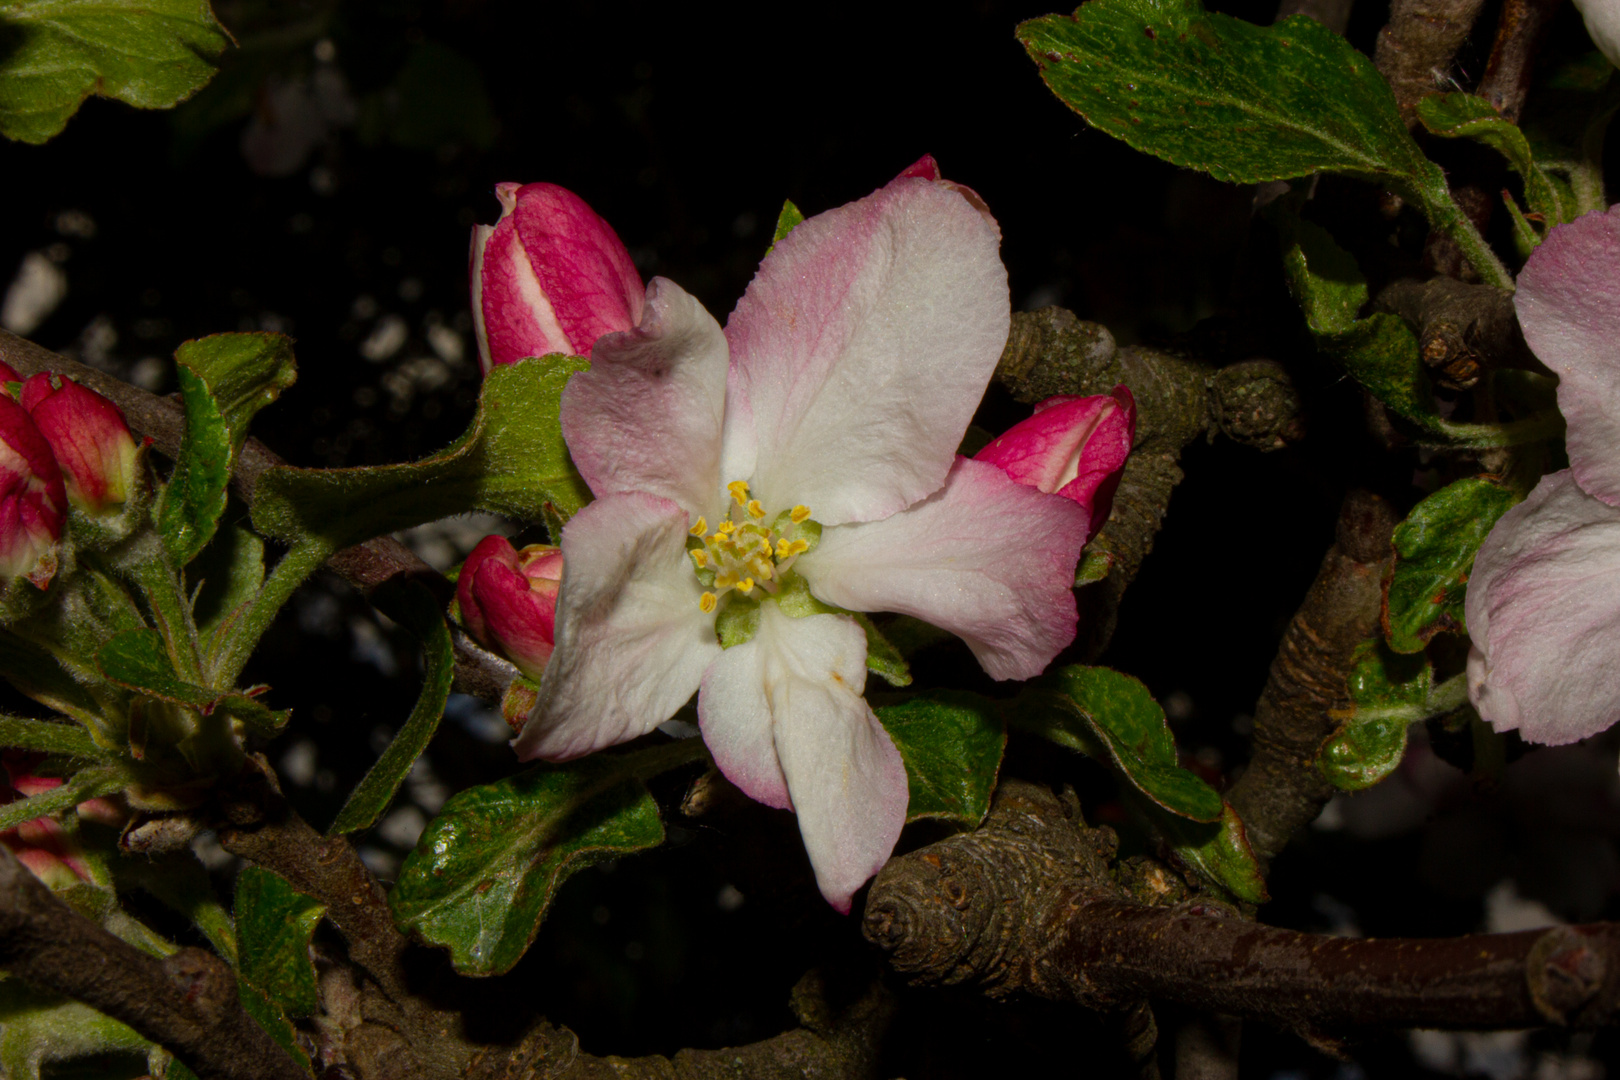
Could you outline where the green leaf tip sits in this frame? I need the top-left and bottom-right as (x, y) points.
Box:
(877, 692), (1005, 827)
(0, 0), (233, 144)
(1383, 477), (1520, 653)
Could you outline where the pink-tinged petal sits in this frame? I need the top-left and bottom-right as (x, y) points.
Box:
(700, 604), (905, 911)
(0, 395), (64, 586)
(799, 457), (1087, 681)
(476, 211), (575, 370)
(0, 361), (19, 386)
(896, 154), (941, 181)
(511, 184), (645, 358)
(1514, 205), (1620, 507)
(22, 373), (137, 515)
(559, 277), (729, 517)
(516, 492), (721, 761)
(1465, 470), (1620, 744)
(697, 630), (793, 813)
(724, 172), (1009, 526)
(974, 385), (1136, 541)
(1573, 0), (1620, 68)
(457, 535), (562, 681)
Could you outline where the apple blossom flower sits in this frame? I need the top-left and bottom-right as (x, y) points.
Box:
(517, 160), (1089, 910)
(20, 373), (138, 516)
(1466, 204), (1620, 744)
(470, 182), (645, 372)
(0, 392), (65, 588)
(457, 535), (564, 680)
(974, 386), (1136, 542)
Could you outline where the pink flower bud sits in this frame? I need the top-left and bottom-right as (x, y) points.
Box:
(470, 182), (646, 373)
(1, 752), (95, 891)
(0, 394), (65, 588)
(974, 385), (1137, 542)
(457, 535), (565, 680)
(0, 361), (21, 385)
(20, 373), (138, 516)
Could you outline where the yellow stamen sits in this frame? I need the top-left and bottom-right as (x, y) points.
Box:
(715, 571), (738, 589)
(737, 578), (755, 595)
(689, 516), (707, 536)
(690, 549), (709, 569)
(757, 562), (774, 581)
(715, 520), (736, 535)
(775, 538), (793, 558)
(746, 499), (766, 519)
(727, 480), (750, 506)
(784, 539), (809, 556)
(790, 505), (811, 523)
(699, 592), (717, 613)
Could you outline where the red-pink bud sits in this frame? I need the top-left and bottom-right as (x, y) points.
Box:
(21, 373), (138, 516)
(457, 535), (564, 680)
(0, 395), (65, 587)
(470, 182), (646, 373)
(0, 361), (21, 385)
(974, 386), (1137, 543)
(1, 752), (95, 891)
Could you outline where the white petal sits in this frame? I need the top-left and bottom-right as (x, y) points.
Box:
(1514, 205), (1620, 507)
(559, 277), (730, 520)
(798, 457), (1087, 681)
(723, 176), (1009, 525)
(516, 491), (721, 760)
(1466, 470), (1620, 744)
(698, 605), (908, 912)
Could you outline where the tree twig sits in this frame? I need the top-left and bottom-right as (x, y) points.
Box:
(1374, 277), (1535, 391)
(865, 782), (1620, 1035)
(0, 844), (307, 1080)
(996, 308), (1303, 661)
(0, 328), (516, 703)
(1224, 490), (1397, 871)
(1373, 0), (1491, 127)
(1477, 0), (1566, 123)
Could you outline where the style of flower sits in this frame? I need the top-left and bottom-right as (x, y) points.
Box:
(457, 535), (564, 680)
(515, 160), (1091, 910)
(1466, 204), (1620, 744)
(974, 387), (1136, 543)
(470, 181), (645, 372)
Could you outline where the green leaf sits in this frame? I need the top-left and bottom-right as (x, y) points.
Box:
(0, 633), (114, 742)
(0, 980), (159, 1080)
(1318, 641), (1449, 791)
(96, 629), (286, 733)
(0, 765), (126, 832)
(391, 754), (665, 975)
(1135, 796), (1269, 904)
(1015, 0), (1506, 278)
(0, 0), (232, 144)
(0, 715), (101, 757)
(233, 982), (311, 1075)
(853, 612), (911, 688)
(112, 848), (235, 965)
(187, 525), (265, 647)
(157, 334), (296, 567)
(252, 356), (592, 553)
(766, 198), (804, 255)
(1384, 477), (1521, 652)
(1026, 666), (1224, 823)
(1417, 92), (1567, 227)
(328, 584), (454, 835)
(876, 692), (1006, 827)
(234, 866), (323, 1018)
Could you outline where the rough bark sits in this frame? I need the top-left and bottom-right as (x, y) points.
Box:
(865, 782), (1620, 1035)
(1477, 0), (1566, 123)
(0, 845), (307, 1080)
(1374, 277), (1534, 391)
(996, 308), (1303, 661)
(1224, 491), (1397, 870)
(1373, 0), (1490, 127)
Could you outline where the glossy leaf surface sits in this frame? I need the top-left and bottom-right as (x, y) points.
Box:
(876, 692), (1006, 826)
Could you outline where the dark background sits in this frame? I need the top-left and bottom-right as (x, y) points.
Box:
(4, 1), (1618, 1076)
